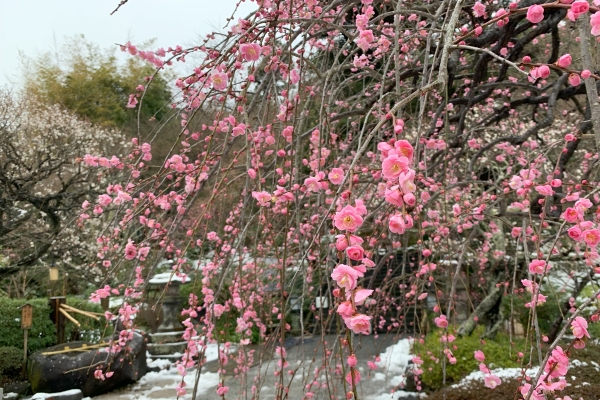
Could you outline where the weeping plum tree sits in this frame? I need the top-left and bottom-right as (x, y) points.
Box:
(81, 0), (600, 398)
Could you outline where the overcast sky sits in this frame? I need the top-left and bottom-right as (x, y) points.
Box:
(0, 0), (256, 86)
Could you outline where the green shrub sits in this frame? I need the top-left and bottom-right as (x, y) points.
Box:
(0, 297), (107, 355)
(503, 292), (562, 334)
(0, 346), (23, 377)
(414, 326), (525, 390)
(0, 298), (56, 354)
(179, 282), (203, 310)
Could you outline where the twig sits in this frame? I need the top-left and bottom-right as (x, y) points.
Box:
(450, 45), (528, 76)
(110, 0), (129, 15)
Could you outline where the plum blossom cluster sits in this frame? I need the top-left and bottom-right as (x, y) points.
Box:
(330, 203), (374, 335)
(378, 138), (417, 234)
(329, 200), (377, 391)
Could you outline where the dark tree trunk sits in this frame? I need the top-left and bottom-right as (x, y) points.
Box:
(457, 282), (504, 337)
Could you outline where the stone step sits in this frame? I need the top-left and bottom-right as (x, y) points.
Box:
(147, 353), (183, 360)
(148, 331), (185, 344)
(147, 341), (188, 356)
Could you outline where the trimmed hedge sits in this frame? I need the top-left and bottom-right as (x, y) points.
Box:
(0, 346), (23, 375)
(0, 298), (56, 354)
(0, 346), (23, 385)
(0, 297), (106, 355)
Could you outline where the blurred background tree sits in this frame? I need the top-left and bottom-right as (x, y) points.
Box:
(20, 34), (174, 136)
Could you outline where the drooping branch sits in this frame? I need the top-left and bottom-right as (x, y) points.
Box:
(578, 15), (600, 150)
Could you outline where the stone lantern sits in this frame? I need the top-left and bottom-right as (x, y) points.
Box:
(147, 273), (184, 333)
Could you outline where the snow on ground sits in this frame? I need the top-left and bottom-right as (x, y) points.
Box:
(368, 390), (423, 400)
(128, 367), (220, 400)
(31, 390), (83, 399)
(451, 366), (540, 389)
(129, 342), (225, 400)
(364, 339), (423, 400)
(147, 358), (172, 370)
(90, 337), (424, 400)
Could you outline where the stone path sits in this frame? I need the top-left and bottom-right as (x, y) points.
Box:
(92, 334), (420, 400)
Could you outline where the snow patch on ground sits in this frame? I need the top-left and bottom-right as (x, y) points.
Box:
(571, 359), (588, 368)
(364, 339), (423, 400)
(132, 342), (226, 399)
(148, 358), (172, 370)
(452, 366), (540, 389)
(31, 390), (83, 399)
(131, 368), (220, 399)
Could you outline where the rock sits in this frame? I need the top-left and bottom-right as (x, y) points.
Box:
(27, 333), (147, 397)
(147, 341), (187, 356)
(3, 381), (30, 397)
(25, 389), (83, 400)
(403, 367), (417, 392)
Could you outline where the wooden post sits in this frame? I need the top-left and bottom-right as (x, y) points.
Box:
(21, 304), (33, 372)
(23, 330), (28, 362)
(101, 297), (109, 312)
(50, 297), (66, 344)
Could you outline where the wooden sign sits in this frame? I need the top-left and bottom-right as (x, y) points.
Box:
(21, 303), (33, 329)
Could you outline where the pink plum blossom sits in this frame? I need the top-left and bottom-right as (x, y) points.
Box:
(252, 191), (272, 206)
(583, 229), (600, 247)
(529, 259), (549, 275)
(592, 12), (600, 35)
(211, 71), (228, 90)
(351, 289), (373, 305)
(571, 316), (590, 338)
(571, 1), (590, 19)
(474, 350), (485, 362)
(124, 241), (137, 260)
(484, 374), (501, 389)
(382, 154), (409, 180)
(557, 54), (572, 68)
(394, 140), (414, 162)
(346, 314), (371, 334)
(473, 1), (486, 18)
(126, 94), (138, 108)
(334, 206), (364, 232)
(434, 314), (448, 328)
(328, 168), (345, 185)
(568, 226), (584, 241)
(337, 301), (354, 318)
(526, 5), (545, 24)
(569, 73), (581, 86)
(346, 245), (364, 261)
(240, 43), (261, 61)
(535, 185), (553, 196)
(347, 354), (357, 367)
(331, 264), (360, 290)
